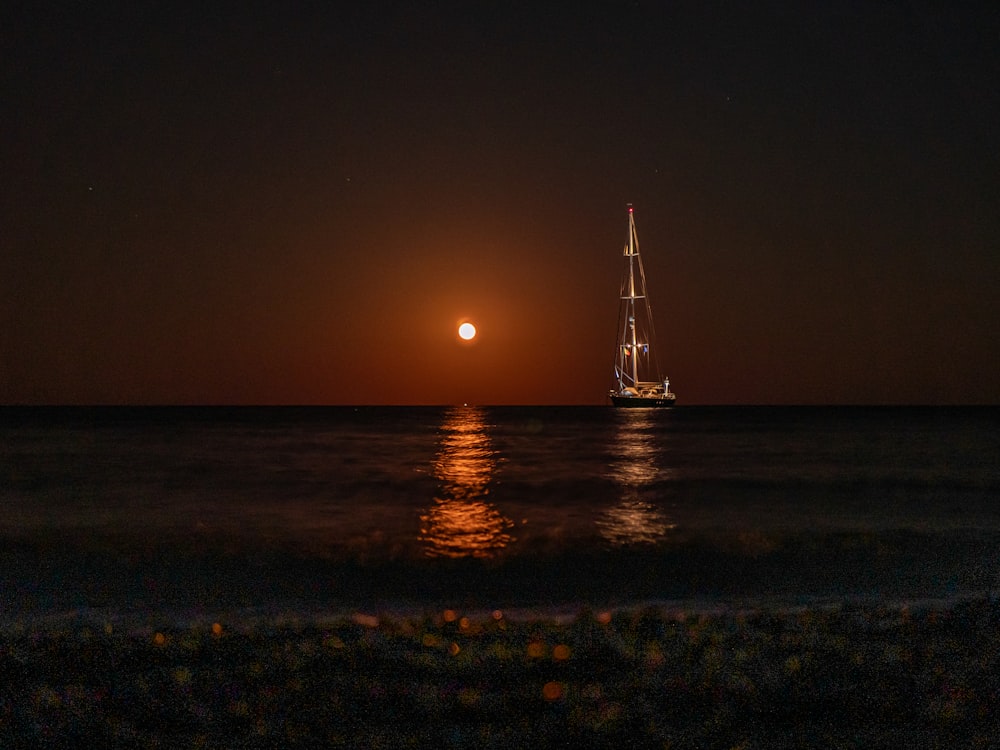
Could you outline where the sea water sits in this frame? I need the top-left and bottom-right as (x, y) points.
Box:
(2, 406), (999, 621)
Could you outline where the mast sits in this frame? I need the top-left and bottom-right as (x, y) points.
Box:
(626, 205), (640, 388)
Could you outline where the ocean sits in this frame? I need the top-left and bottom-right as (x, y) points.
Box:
(2, 405), (999, 623)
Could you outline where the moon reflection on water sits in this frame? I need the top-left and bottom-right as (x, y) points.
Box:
(419, 407), (514, 558)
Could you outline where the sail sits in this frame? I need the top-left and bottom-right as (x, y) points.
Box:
(609, 205), (675, 406)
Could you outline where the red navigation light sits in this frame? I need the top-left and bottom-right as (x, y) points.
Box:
(628, 206), (633, 213)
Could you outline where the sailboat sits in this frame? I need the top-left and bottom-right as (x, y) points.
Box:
(609, 204), (677, 407)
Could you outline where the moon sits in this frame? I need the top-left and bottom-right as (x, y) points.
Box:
(458, 322), (477, 340)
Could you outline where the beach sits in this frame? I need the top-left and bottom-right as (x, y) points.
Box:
(2, 595), (999, 748)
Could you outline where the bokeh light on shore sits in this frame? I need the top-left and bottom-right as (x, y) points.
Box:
(6, 598), (1000, 746)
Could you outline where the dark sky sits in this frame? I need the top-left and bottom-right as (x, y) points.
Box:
(3, 1), (998, 405)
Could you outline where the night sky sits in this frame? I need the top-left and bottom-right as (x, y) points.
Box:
(3, 1), (998, 405)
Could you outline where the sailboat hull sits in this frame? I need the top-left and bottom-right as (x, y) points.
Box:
(609, 394), (676, 408)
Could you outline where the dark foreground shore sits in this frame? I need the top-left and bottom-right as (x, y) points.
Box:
(2, 595), (998, 748)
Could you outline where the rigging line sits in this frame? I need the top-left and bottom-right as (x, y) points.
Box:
(612, 254), (631, 387)
(634, 232), (663, 381)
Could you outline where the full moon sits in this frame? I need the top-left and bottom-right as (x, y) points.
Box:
(458, 322), (477, 340)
